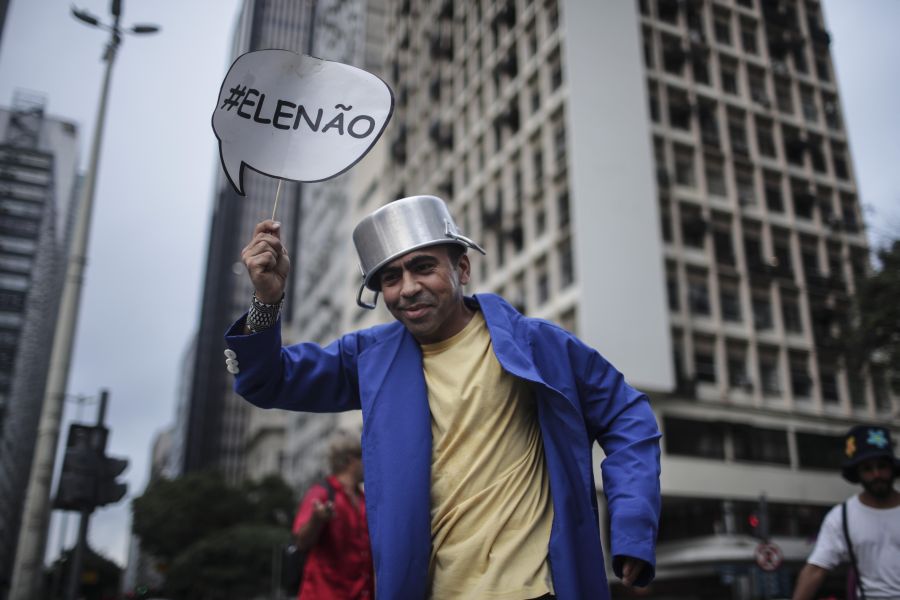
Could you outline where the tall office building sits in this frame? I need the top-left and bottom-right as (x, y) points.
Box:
(185, 0), (313, 481)
(285, 0), (896, 597)
(185, 0), (389, 488)
(281, 0), (387, 491)
(0, 92), (79, 599)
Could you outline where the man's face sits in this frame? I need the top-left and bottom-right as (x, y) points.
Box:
(857, 456), (896, 499)
(378, 245), (471, 344)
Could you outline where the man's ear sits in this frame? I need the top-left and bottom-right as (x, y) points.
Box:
(457, 253), (471, 285)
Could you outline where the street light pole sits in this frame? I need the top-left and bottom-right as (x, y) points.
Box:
(8, 3), (157, 598)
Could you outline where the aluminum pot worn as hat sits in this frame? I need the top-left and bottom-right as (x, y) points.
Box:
(841, 424), (900, 483)
(351, 195), (485, 309)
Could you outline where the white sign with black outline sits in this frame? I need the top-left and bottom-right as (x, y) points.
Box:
(212, 49), (394, 195)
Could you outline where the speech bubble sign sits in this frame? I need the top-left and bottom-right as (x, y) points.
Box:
(212, 49), (394, 196)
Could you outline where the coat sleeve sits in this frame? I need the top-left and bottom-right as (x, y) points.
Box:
(224, 314), (362, 413)
(575, 345), (661, 587)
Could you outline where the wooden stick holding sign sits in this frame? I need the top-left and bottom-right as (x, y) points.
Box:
(272, 179), (282, 222)
(211, 49), (395, 218)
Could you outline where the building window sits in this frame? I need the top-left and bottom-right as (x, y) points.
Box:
(756, 118), (776, 158)
(705, 155), (727, 196)
(664, 417), (726, 459)
(674, 144), (696, 187)
(687, 267), (711, 316)
(728, 111), (749, 155)
(532, 141), (544, 184)
(557, 190), (570, 228)
(781, 290), (803, 333)
(808, 136), (827, 173)
(872, 368), (894, 413)
(668, 89), (692, 130)
(772, 231), (793, 278)
(841, 194), (859, 233)
(789, 351), (812, 397)
(759, 348), (781, 395)
(713, 9), (731, 45)
(657, 0), (678, 22)
(748, 66), (769, 106)
(753, 292), (773, 331)
(527, 20), (539, 57)
(713, 222), (736, 265)
(659, 497), (723, 542)
(529, 75), (541, 114)
(720, 58), (739, 95)
(774, 77), (793, 114)
(764, 174), (784, 212)
(666, 262), (679, 311)
(692, 52), (710, 85)
(558, 236), (574, 288)
(832, 142), (849, 179)
(549, 47), (563, 90)
(535, 255), (549, 305)
(535, 206), (546, 236)
(699, 100), (720, 147)
(819, 362), (839, 404)
(800, 85), (818, 123)
(815, 56), (831, 82)
(660, 196), (673, 242)
(694, 335), (717, 383)
(735, 165), (756, 206)
(553, 113), (567, 173)
(662, 34), (686, 76)
(793, 184), (815, 219)
(740, 18), (758, 54)
(784, 126), (805, 166)
(797, 431), (844, 470)
(648, 82), (660, 122)
(727, 343), (751, 390)
(546, 1), (559, 32)
(681, 205), (707, 249)
(792, 42), (808, 74)
(732, 425), (790, 465)
(719, 277), (741, 322)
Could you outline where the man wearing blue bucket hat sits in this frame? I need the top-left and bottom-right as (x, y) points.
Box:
(226, 196), (661, 600)
(792, 425), (900, 600)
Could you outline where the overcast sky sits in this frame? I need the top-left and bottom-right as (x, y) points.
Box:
(0, 0), (898, 569)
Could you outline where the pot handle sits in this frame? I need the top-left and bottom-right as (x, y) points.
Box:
(356, 281), (378, 310)
(445, 221), (486, 255)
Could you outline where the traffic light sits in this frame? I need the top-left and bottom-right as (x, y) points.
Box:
(96, 453), (128, 506)
(748, 512), (760, 529)
(54, 425), (100, 512)
(54, 423), (129, 511)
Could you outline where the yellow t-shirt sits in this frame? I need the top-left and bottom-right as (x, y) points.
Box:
(421, 311), (554, 599)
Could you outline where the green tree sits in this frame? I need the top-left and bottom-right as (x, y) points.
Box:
(852, 240), (900, 371)
(164, 524), (287, 600)
(132, 472), (251, 562)
(131, 471), (298, 598)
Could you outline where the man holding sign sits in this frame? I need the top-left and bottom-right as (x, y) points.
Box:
(225, 195), (661, 599)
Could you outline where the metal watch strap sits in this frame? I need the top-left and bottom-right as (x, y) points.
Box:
(246, 293), (284, 333)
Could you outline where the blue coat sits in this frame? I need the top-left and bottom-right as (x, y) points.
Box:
(226, 293), (661, 599)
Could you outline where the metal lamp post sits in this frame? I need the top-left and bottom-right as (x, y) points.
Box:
(8, 3), (158, 598)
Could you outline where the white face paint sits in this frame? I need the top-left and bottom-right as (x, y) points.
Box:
(212, 49), (394, 195)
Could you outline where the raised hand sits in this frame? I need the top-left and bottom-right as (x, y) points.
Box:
(241, 220), (291, 303)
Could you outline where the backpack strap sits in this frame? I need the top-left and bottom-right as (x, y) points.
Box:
(841, 501), (867, 600)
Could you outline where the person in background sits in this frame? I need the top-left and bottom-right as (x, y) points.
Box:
(226, 195), (661, 599)
(791, 424), (900, 600)
(292, 433), (373, 600)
